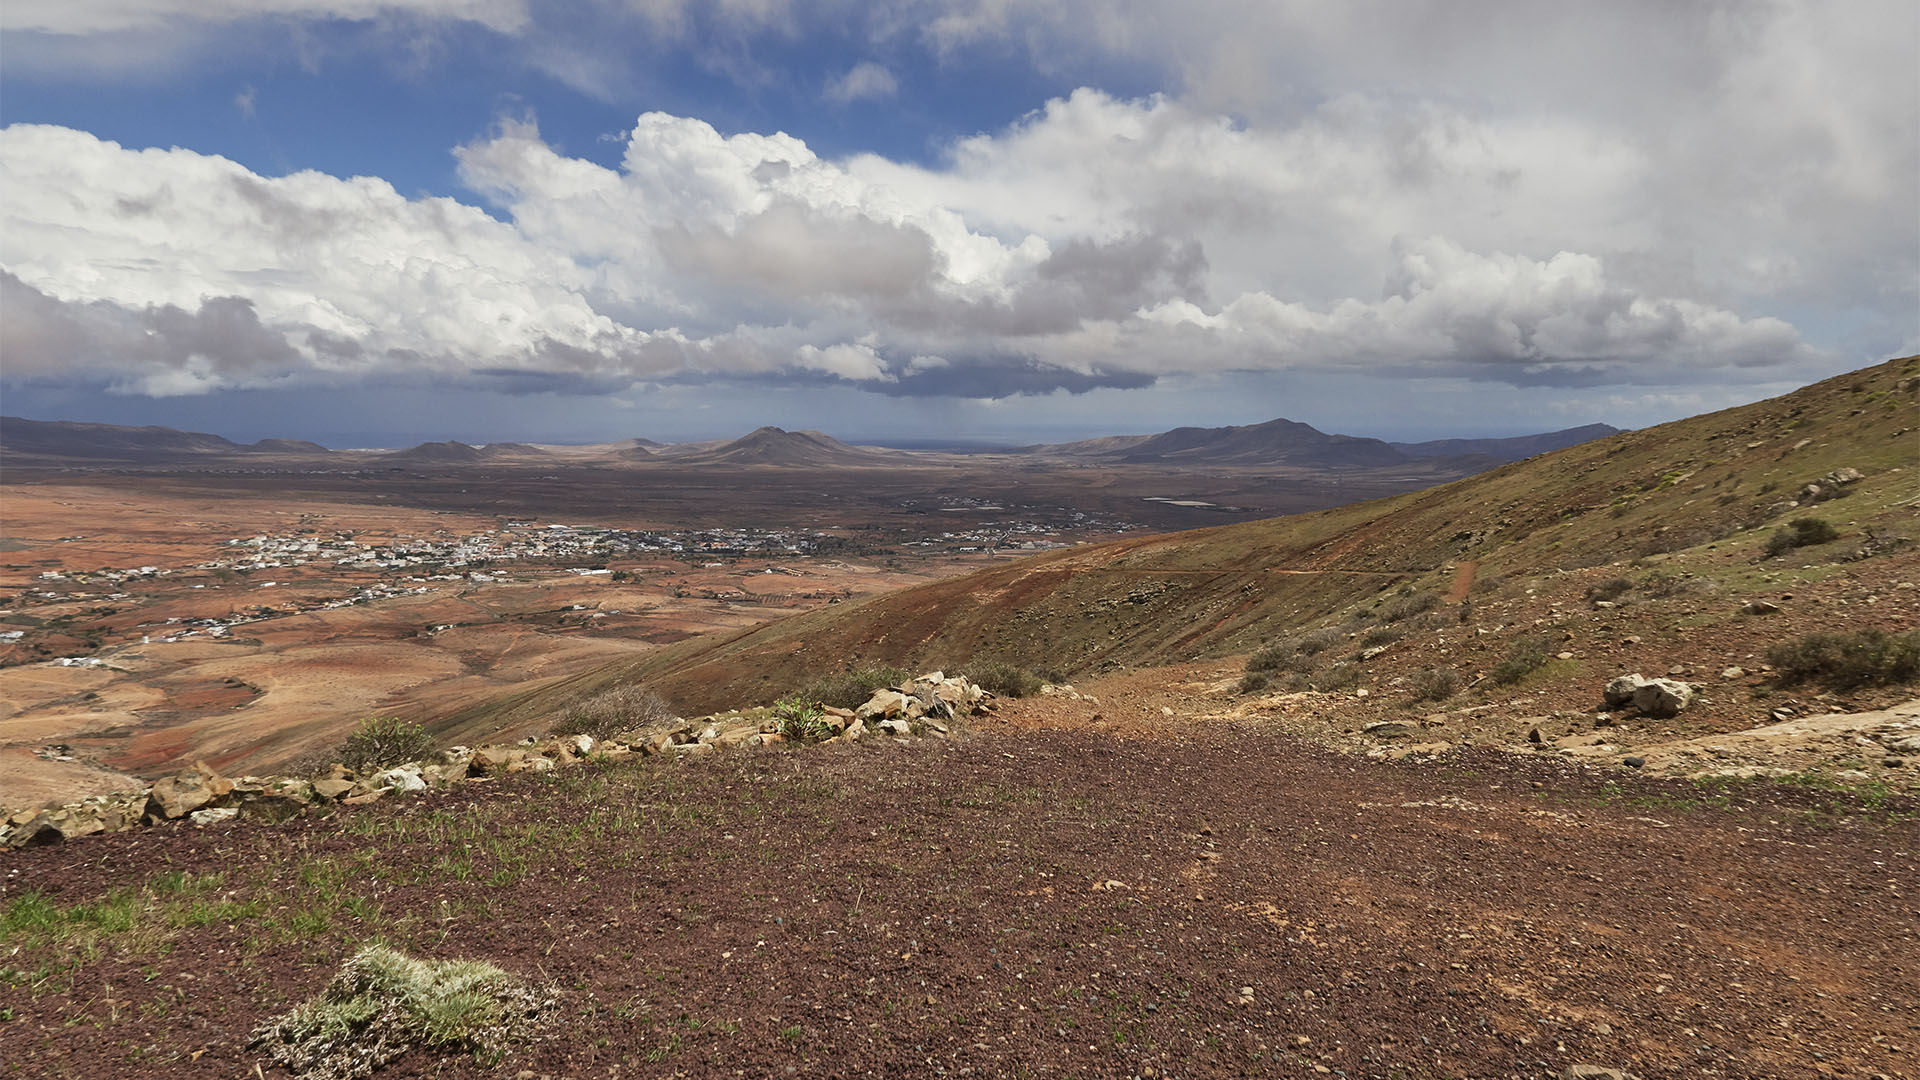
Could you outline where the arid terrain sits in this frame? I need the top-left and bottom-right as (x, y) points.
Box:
(2, 359), (1916, 1080)
(3, 722), (1913, 1079)
(0, 417), (1503, 811)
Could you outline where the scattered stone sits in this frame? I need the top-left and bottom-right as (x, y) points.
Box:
(1562, 1067), (1631, 1080)
(311, 776), (355, 801)
(1633, 678), (1698, 718)
(144, 763), (234, 822)
(1721, 666), (1746, 679)
(1362, 721), (1413, 740)
(1603, 674), (1654, 709)
(1622, 756), (1646, 769)
(3, 670), (993, 849)
(1602, 673), (1697, 718)
(373, 768), (427, 794)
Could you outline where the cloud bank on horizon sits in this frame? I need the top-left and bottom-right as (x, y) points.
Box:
(1, 0), (1914, 437)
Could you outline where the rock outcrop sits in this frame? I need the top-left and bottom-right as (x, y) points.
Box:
(1, 672), (992, 850)
(1602, 673), (1700, 719)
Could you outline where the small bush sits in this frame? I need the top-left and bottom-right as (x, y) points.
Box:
(967, 660), (1044, 698)
(1637, 571), (1718, 599)
(1586, 577), (1633, 603)
(1307, 663), (1363, 692)
(1408, 667), (1461, 702)
(1296, 627), (1344, 655)
(772, 696), (837, 743)
(797, 665), (909, 710)
(1246, 642), (1297, 673)
(338, 717), (434, 773)
(1767, 628), (1920, 689)
(553, 684), (676, 740)
(1490, 635), (1553, 686)
(1764, 517), (1840, 558)
(1237, 672), (1271, 695)
(250, 945), (550, 1080)
(1359, 625), (1404, 648)
(1379, 590), (1442, 623)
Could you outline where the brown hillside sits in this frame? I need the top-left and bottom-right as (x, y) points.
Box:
(438, 356), (1918, 729)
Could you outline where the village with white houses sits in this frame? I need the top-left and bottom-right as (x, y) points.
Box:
(0, 504), (1140, 663)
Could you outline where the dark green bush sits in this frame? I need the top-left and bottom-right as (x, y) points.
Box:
(553, 684), (676, 740)
(773, 696), (837, 743)
(797, 665), (909, 709)
(967, 660), (1044, 698)
(1237, 672), (1271, 694)
(1767, 628), (1920, 689)
(1490, 635), (1554, 686)
(339, 716), (434, 772)
(1764, 517), (1840, 558)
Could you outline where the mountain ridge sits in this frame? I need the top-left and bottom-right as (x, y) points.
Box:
(437, 355), (1917, 724)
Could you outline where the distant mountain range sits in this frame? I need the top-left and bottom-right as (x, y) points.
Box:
(0, 415), (1618, 470)
(663, 427), (899, 467)
(1024, 419), (1620, 468)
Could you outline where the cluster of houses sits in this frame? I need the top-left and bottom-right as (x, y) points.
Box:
(208, 522), (837, 574)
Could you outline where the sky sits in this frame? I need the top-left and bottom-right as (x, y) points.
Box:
(1, 1), (1915, 448)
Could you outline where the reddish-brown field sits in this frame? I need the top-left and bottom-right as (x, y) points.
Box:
(3, 723), (1912, 1079)
(0, 482), (975, 809)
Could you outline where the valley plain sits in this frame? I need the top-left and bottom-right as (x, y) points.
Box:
(0, 431), (1486, 809)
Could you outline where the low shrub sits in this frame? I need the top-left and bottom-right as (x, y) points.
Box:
(1763, 516), (1840, 558)
(338, 717), (434, 773)
(552, 684), (676, 740)
(250, 945), (550, 1080)
(1359, 625), (1404, 648)
(1767, 628), (1920, 690)
(1408, 666), (1461, 702)
(1307, 663), (1362, 692)
(797, 665), (909, 710)
(1246, 642), (1297, 673)
(1296, 627), (1345, 655)
(967, 660), (1044, 698)
(1237, 672), (1271, 694)
(1586, 576), (1633, 603)
(773, 696), (837, 743)
(1490, 635), (1554, 686)
(1379, 590), (1442, 623)
(1637, 571), (1718, 599)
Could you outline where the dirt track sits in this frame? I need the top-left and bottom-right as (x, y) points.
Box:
(4, 726), (1914, 1079)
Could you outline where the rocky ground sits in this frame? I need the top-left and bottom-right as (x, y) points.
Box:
(4, 714), (1914, 1080)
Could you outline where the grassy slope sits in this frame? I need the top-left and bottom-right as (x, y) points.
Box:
(441, 356), (1918, 732)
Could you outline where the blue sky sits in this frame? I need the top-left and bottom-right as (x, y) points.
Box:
(2, 2), (1914, 447)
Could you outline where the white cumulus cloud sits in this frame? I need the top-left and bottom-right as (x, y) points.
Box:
(824, 61), (898, 103)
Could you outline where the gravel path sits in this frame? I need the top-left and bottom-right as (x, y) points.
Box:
(4, 729), (1914, 1079)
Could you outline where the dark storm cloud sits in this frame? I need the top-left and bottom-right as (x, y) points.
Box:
(0, 270), (303, 393)
(874, 356), (1158, 399)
